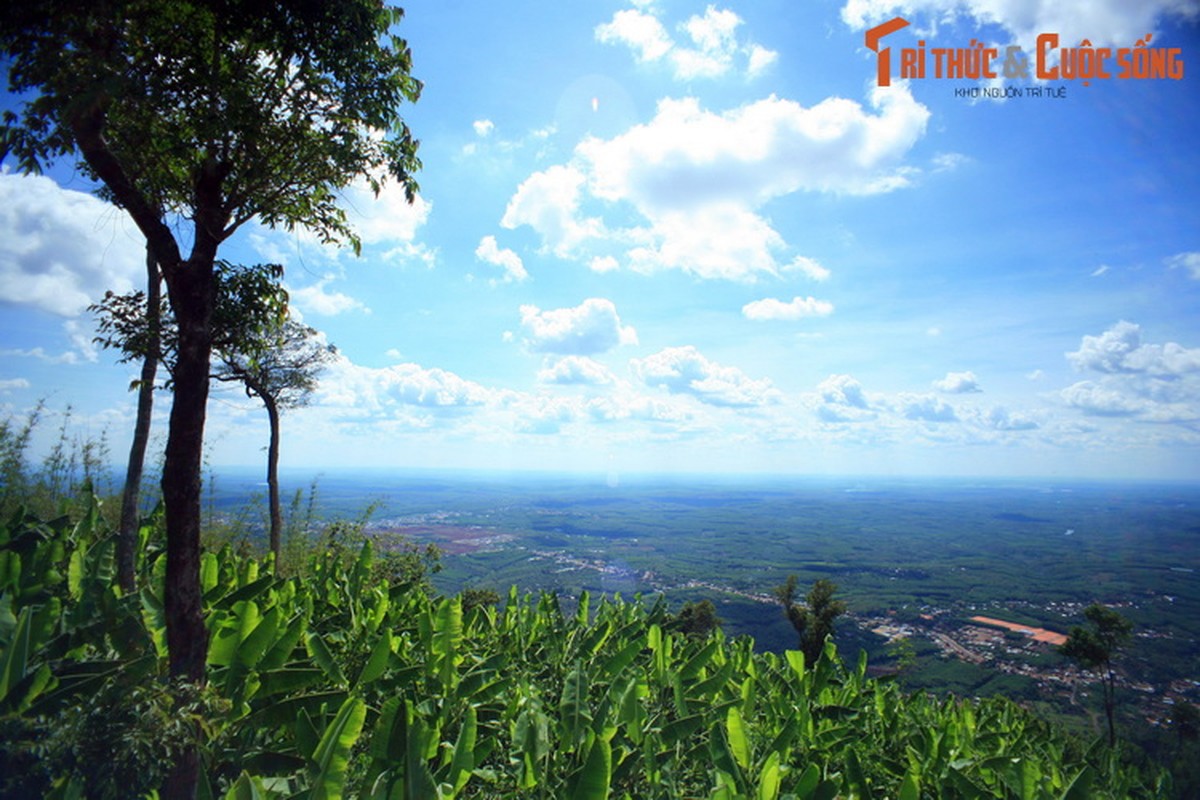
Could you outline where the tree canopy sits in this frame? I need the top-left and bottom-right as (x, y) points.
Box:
(1060, 602), (1133, 746)
(2, 0), (422, 253)
(774, 576), (847, 665)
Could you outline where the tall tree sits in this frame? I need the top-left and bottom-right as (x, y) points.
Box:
(1060, 603), (1133, 747)
(3, 0), (419, 674)
(94, 260), (290, 550)
(214, 317), (335, 565)
(3, 5), (420, 795)
(774, 576), (847, 665)
(675, 599), (721, 638)
(115, 245), (161, 593)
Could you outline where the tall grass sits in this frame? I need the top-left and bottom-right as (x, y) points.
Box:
(0, 403), (114, 518)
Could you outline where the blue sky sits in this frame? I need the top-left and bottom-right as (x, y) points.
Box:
(2, 0), (1199, 480)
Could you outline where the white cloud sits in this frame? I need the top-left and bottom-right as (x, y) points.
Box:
(1090, 264), (1111, 277)
(63, 320), (99, 363)
(1067, 321), (1200, 377)
(633, 345), (780, 407)
(596, 9), (673, 63)
(933, 370), (981, 393)
(899, 393), (958, 422)
(473, 119), (495, 137)
(624, 204), (786, 280)
(1060, 380), (1145, 417)
(538, 356), (617, 386)
(0, 346), (81, 365)
(586, 394), (694, 425)
(320, 357), (492, 411)
(1057, 323), (1200, 425)
(785, 256), (832, 281)
(1166, 251), (1200, 279)
(743, 296), (835, 321)
(0, 378), (31, 392)
(980, 406), (1038, 431)
(289, 276), (370, 316)
(0, 171), (142, 317)
(819, 374), (872, 408)
(501, 165), (605, 258)
(931, 152), (969, 172)
(509, 395), (580, 435)
(502, 88), (928, 281)
(339, 178), (432, 250)
(519, 298), (638, 355)
(251, 177), (434, 267)
(841, 0), (1199, 50)
(747, 44), (779, 77)
(813, 374), (878, 422)
(595, 5), (777, 80)
(581, 91), (929, 212)
(589, 255), (620, 273)
(475, 235), (529, 284)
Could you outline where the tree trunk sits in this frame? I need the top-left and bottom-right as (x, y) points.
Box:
(264, 392), (282, 566)
(157, 258), (214, 800)
(160, 260), (213, 684)
(116, 245), (161, 593)
(72, 102), (227, 800)
(1104, 668), (1117, 747)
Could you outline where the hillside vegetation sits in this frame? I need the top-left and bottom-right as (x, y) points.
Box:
(0, 493), (1169, 799)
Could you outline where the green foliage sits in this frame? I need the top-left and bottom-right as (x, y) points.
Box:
(675, 598), (722, 638)
(1, 0), (422, 249)
(0, 493), (1173, 798)
(1060, 603), (1134, 747)
(0, 405), (113, 520)
(92, 262), (291, 382)
(774, 576), (847, 665)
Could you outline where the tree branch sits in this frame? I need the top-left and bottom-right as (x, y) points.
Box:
(69, 105), (183, 269)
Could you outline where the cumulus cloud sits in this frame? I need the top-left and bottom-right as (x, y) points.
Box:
(1060, 380), (1145, 417)
(899, 393), (958, 422)
(589, 255), (620, 273)
(1058, 323), (1200, 425)
(814, 374), (878, 422)
(289, 276), (370, 316)
(743, 296), (835, 321)
(1067, 321), (1200, 377)
(320, 358), (492, 412)
(933, 370), (981, 393)
(0, 378), (31, 393)
(504, 88), (928, 281)
(580, 90), (929, 210)
(980, 406), (1038, 431)
(501, 165), (605, 258)
(840, 0), (1198, 50)
(596, 4), (778, 80)
(0, 171), (142, 317)
(519, 298), (638, 355)
(337, 178), (432, 252)
(1166, 251), (1200, 279)
(819, 374), (872, 409)
(633, 345), (780, 407)
(251, 177), (434, 267)
(475, 235), (529, 284)
(586, 394), (694, 425)
(538, 356), (617, 386)
(473, 119), (495, 137)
